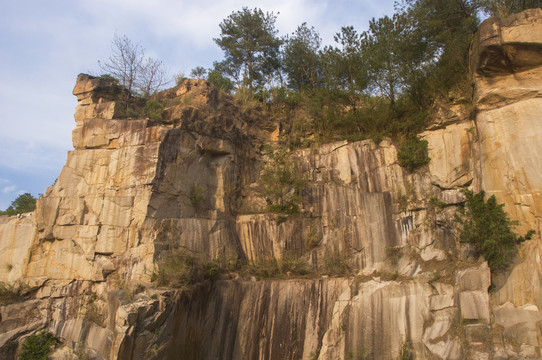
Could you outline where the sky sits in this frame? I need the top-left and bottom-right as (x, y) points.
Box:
(0, 0), (396, 210)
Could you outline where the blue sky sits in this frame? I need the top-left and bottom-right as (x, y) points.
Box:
(0, 0), (396, 210)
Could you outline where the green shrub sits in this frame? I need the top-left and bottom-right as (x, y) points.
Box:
(175, 72), (187, 86)
(0, 281), (30, 305)
(396, 339), (412, 360)
(155, 249), (220, 288)
(249, 258), (280, 279)
(207, 69), (235, 93)
(322, 250), (351, 277)
(0, 193), (37, 216)
(455, 190), (535, 273)
(125, 108), (139, 118)
(144, 99), (165, 121)
(19, 331), (57, 360)
(397, 135), (430, 172)
(99, 74), (117, 83)
(305, 224), (321, 249)
(279, 251), (311, 275)
(248, 251), (312, 279)
(385, 246), (402, 265)
(189, 185), (206, 211)
(260, 147), (306, 215)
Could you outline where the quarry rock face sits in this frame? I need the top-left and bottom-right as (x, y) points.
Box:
(1, 9), (542, 359)
(474, 8), (542, 314)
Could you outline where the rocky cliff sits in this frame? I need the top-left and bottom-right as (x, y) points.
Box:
(1, 9), (542, 360)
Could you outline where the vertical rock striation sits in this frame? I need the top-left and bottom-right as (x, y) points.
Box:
(1, 9), (542, 359)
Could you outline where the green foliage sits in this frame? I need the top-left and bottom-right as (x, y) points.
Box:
(477, 0), (542, 17)
(0, 281), (30, 305)
(189, 185), (206, 211)
(397, 135), (430, 172)
(322, 250), (351, 277)
(19, 331), (57, 360)
(143, 99), (164, 121)
(155, 248), (219, 288)
(175, 72), (187, 86)
(0, 193), (37, 216)
(455, 190), (535, 273)
(348, 348), (368, 360)
(385, 246), (402, 265)
(283, 23), (322, 90)
(396, 339), (413, 360)
(214, 7), (282, 91)
(260, 147), (306, 214)
(305, 224), (321, 249)
(99, 74), (117, 83)
(248, 251), (311, 279)
(207, 67), (235, 93)
(190, 66), (207, 79)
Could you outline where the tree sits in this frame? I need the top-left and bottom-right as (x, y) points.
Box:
(99, 34), (168, 99)
(214, 7), (282, 91)
(398, 0), (479, 96)
(363, 14), (412, 114)
(190, 66), (207, 79)
(283, 23), (322, 90)
(477, 0), (542, 17)
(0, 193), (37, 216)
(397, 135), (430, 172)
(99, 34), (145, 100)
(260, 147), (306, 214)
(137, 57), (169, 98)
(19, 331), (56, 360)
(322, 26), (367, 95)
(455, 190), (535, 273)
(207, 66), (235, 93)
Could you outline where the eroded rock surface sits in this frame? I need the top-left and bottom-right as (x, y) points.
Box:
(1, 9), (542, 359)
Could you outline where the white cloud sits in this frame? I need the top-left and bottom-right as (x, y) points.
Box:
(1, 185), (16, 194)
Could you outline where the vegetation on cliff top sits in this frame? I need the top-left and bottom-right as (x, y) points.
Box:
(0, 193), (37, 216)
(99, 1), (540, 171)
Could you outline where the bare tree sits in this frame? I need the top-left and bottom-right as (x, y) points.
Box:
(99, 34), (144, 98)
(138, 58), (169, 97)
(99, 34), (169, 99)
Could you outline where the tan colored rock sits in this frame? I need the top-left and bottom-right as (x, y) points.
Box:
(475, 9), (542, 75)
(474, 11), (542, 311)
(430, 283), (455, 311)
(459, 291), (490, 322)
(456, 264), (491, 292)
(345, 281), (433, 359)
(422, 122), (474, 189)
(494, 302), (542, 347)
(0, 214), (36, 283)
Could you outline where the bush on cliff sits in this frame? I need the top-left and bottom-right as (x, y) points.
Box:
(397, 135), (430, 172)
(155, 248), (220, 288)
(455, 190), (535, 273)
(260, 147), (306, 215)
(19, 331), (57, 360)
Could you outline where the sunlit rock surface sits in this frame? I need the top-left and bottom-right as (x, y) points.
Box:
(1, 9), (542, 359)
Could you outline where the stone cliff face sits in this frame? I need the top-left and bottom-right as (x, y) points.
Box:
(1, 9), (542, 360)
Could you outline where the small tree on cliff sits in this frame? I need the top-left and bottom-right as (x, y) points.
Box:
(455, 190), (535, 273)
(99, 34), (144, 99)
(99, 34), (168, 100)
(0, 193), (37, 216)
